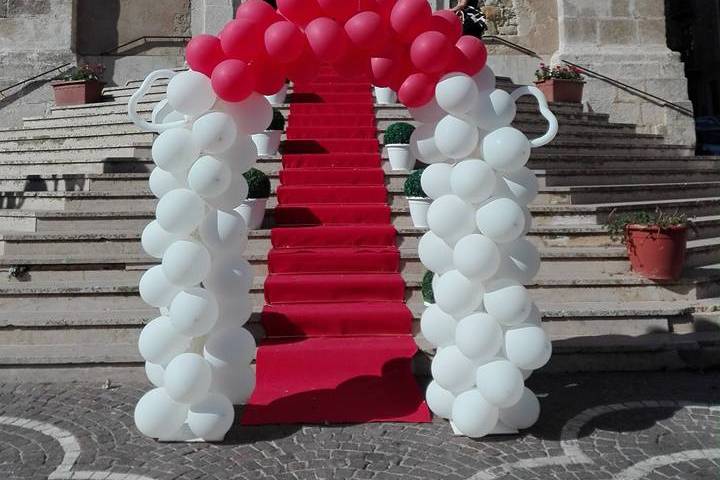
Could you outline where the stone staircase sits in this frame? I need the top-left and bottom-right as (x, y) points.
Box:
(0, 73), (719, 382)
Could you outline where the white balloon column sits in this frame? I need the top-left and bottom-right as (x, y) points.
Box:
(128, 69), (264, 441)
(414, 66), (558, 437)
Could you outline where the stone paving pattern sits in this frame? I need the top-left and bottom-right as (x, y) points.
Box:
(0, 372), (718, 480)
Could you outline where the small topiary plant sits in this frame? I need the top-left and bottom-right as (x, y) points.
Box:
(404, 169), (427, 198)
(268, 109), (286, 131)
(422, 270), (434, 304)
(243, 168), (271, 199)
(384, 122), (415, 145)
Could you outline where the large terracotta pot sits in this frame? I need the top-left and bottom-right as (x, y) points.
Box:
(624, 224), (687, 280)
(52, 79), (105, 106)
(534, 79), (584, 103)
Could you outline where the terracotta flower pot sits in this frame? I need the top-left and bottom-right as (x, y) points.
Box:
(534, 79), (584, 103)
(624, 224), (687, 280)
(51, 79), (105, 106)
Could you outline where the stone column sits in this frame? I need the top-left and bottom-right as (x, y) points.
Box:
(191, 0), (233, 35)
(553, 0), (695, 146)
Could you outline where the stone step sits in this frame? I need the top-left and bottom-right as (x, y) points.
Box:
(0, 191), (154, 212)
(0, 132), (154, 151)
(0, 146), (149, 165)
(0, 155), (152, 177)
(0, 173), (150, 193)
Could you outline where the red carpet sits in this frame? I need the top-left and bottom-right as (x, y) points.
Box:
(241, 67), (430, 425)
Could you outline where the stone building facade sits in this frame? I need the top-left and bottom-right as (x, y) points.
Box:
(1, 0), (718, 145)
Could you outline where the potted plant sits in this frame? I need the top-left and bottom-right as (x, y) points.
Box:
(604, 209), (691, 281)
(265, 80), (289, 105)
(422, 270), (435, 306)
(405, 169), (431, 228)
(384, 122), (416, 171)
(51, 64), (106, 106)
(374, 86), (397, 105)
(534, 63), (585, 103)
(252, 109), (285, 156)
(237, 168), (271, 229)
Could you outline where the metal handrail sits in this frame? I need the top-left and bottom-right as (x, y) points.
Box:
(0, 35), (190, 98)
(482, 34), (694, 118)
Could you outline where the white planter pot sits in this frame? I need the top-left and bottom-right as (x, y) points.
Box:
(252, 130), (282, 157)
(265, 84), (288, 105)
(374, 86), (397, 105)
(386, 144), (414, 171)
(236, 198), (268, 230)
(407, 197), (432, 228)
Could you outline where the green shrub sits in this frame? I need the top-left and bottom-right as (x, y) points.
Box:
(384, 122), (415, 145)
(422, 270), (435, 304)
(604, 208), (689, 243)
(268, 109), (286, 131)
(404, 169), (426, 198)
(243, 168), (271, 199)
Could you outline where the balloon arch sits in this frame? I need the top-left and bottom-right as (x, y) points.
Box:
(128, 0), (558, 442)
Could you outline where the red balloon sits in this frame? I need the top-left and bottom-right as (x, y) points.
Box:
(358, 0), (380, 13)
(370, 43), (403, 87)
(455, 35), (488, 76)
(305, 17), (349, 62)
(252, 60), (287, 95)
(333, 51), (372, 80)
(387, 56), (413, 91)
(287, 49), (321, 84)
(345, 11), (388, 55)
(430, 10), (462, 42)
(398, 72), (437, 107)
(277, 0), (322, 26)
(185, 34), (226, 77)
(376, 0), (398, 20)
(264, 20), (305, 63)
(390, 0), (431, 43)
(317, 0), (356, 22)
(236, 0), (279, 28)
(410, 31), (452, 74)
(211, 59), (256, 102)
(220, 19), (264, 62)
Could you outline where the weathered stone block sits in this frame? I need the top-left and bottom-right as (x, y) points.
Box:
(635, 0), (664, 19)
(7, 0), (49, 15)
(611, 0), (630, 17)
(564, 17), (597, 44)
(638, 19), (667, 45)
(598, 19), (637, 45)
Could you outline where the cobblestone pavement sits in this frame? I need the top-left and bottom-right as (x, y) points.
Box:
(0, 372), (718, 480)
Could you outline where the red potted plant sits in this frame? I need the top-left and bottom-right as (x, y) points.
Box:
(52, 64), (106, 106)
(534, 63), (585, 103)
(605, 209), (691, 281)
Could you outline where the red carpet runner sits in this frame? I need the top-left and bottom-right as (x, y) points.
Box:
(241, 68), (431, 425)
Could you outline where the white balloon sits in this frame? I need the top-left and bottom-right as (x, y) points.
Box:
(217, 295), (254, 328)
(145, 362), (165, 387)
(435, 73), (479, 116)
(466, 89), (516, 131)
(192, 112), (237, 154)
(455, 313), (503, 360)
(499, 238), (541, 285)
(141, 221), (180, 259)
(482, 127), (531, 172)
(152, 98), (186, 126)
(502, 167), (539, 205)
(408, 96), (446, 123)
(203, 254), (254, 298)
(152, 128), (200, 173)
(206, 172), (250, 212)
(420, 304), (457, 348)
(200, 209), (248, 252)
(418, 231), (453, 275)
(149, 167), (184, 199)
(210, 364), (255, 404)
(139, 266), (181, 308)
(409, 124), (445, 165)
(187, 392), (234, 440)
(217, 135), (258, 173)
(420, 163), (453, 199)
(162, 240), (212, 288)
(451, 389), (499, 438)
(476, 197), (526, 243)
(188, 155), (232, 198)
(164, 353), (212, 404)
(453, 234), (501, 280)
(204, 325), (256, 369)
(484, 279), (532, 326)
(170, 287), (219, 337)
(431, 345), (476, 393)
(138, 315), (189, 364)
(435, 115), (480, 160)
(434, 270), (484, 318)
(499, 387), (540, 429)
(473, 65), (496, 93)
(427, 194), (476, 245)
(156, 189), (206, 235)
(134, 388), (188, 438)
(220, 93), (273, 134)
(475, 359), (524, 408)
(426, 380), (456, 419)
(167, 71), (217, 116)
(505, 324), (552, 370)
(450, 159), (496, 204)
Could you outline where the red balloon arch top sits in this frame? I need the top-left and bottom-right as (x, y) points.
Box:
(185, 0), (488, 108)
